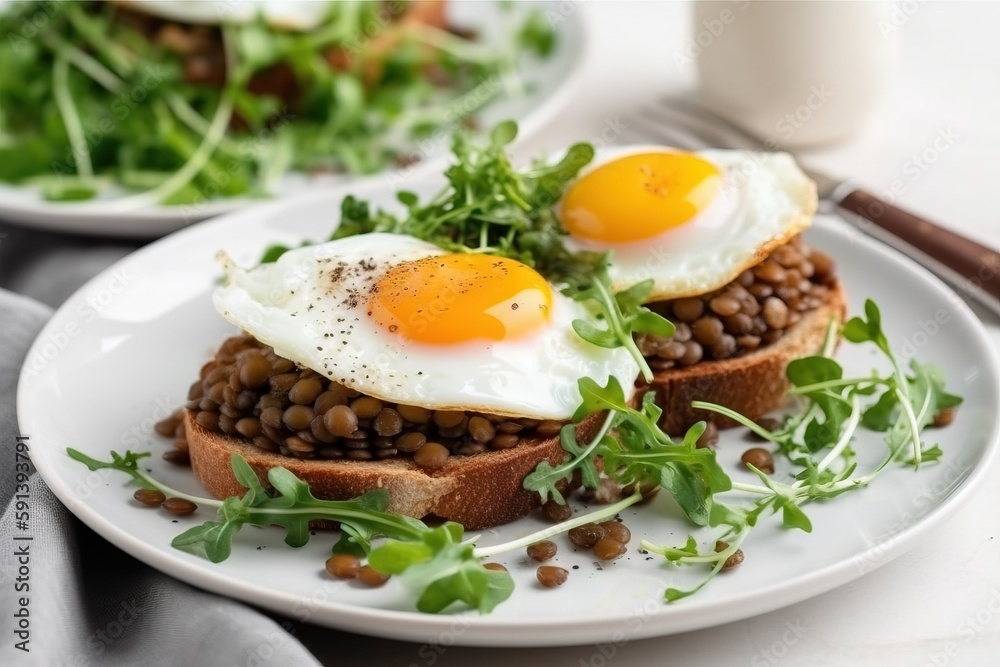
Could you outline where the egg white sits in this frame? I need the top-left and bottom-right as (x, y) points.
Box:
(113, 0), (335, 31)
(213, 234), (640, 420)
(560, 147), (817, 302)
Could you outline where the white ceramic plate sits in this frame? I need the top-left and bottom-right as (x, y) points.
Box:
(0, 1), (588, 238)
(18, 178), (1000, 646)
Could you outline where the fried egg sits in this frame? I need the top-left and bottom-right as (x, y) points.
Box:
(113, 0), (335, 31)
(214, 234), (639, 420)
(559, 147), (817, 301)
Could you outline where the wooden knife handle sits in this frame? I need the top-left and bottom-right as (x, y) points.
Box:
(838, 188), (1000, 301)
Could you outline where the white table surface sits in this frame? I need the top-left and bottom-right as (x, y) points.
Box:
(300, 2), (1000, 665)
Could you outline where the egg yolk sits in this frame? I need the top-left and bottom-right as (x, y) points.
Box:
(368, 254), (553, 345)
(560, 152), (723, 243)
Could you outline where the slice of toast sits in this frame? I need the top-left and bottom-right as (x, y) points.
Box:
(185, 409), (602, 530)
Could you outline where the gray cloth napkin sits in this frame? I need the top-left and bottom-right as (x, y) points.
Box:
(0, 232), (322, 666)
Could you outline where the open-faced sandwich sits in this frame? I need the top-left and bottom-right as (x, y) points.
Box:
(554, 147), (847, 434)
(183, 234), (640, 529)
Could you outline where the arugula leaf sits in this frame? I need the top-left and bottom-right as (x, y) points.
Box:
(66, 448), (154, 489)
(369, 524), (515, 614)
(83, 448), (427, 562)
(523, 384), (615, 504)
(648, 301), (964, 602)
(649, 527), (753, 603)
(260, 244), (293, 264)
(570, 258), (673, 381)
(522, 424), (603, 505)
(907, 359), (964, 427)
(708, 502), (750, 530)
(572, 375), (631, 421)
(172, 495), (250, 562)
(571, 319), (619, 349)
(840, 300), (960, 468)
(660, 461), (714, 526)
(913, 444), (944, 464)
(786, 356), (854, 452)
(884, 359), (963, 466)
(568, 378), (732, 526)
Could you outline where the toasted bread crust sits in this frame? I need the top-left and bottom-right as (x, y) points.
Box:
(642, 279), (848, 435)
(185, 411), (603, 530)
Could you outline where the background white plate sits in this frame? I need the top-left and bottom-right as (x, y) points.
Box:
(0, 1), (588, 238)
(17, 178), (1000, 646)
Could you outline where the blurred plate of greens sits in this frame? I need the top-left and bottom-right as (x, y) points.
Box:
(0, 0), (588, 237)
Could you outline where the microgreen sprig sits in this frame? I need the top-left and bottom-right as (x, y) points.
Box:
(329, 120), (599, 284)
(637, 300), (961, 601)
(67, 448), (220, 508)
(67, 448), (638, 614)
(570, 259), (674, 381)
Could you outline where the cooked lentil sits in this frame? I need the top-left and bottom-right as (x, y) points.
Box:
(741, 447), (775, 474)
(133, 489), (166, 507)
(541, 499), (573, 523)
(568, 523), (605, 549)
(598, 520), (631, 545)
(536, 565), (568, 588)
(715, 540), (745, 570)
(154, 415), (180, 438)
(357, 565), (390, 587)
(933, 407), (957, 427)
(593, 536), (627, 560)
(526, 540), (558, 562)
(696, 421), (719, 449)
(637, 236), (838, 369)
(325, 553), (360, 579)
(176, 335), (570, 463)
(162, 498), (198, 515)
(413, 442), (449, 468)
(162, 449), (190, 466)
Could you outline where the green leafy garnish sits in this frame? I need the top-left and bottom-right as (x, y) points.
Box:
(65, 447), (637, 614)
(570, 259), (674, 381)
(66, 448), (157, 490)
(0, 1), (554, 203)
(171, 455), (428, 562)
(369, 524), (513, 614)
(516, 10), (557, 57)
(330, 120), (598, 287)
(525, 372), (732, 528)
(68, 297), (964, 612)
(640, 300), (962, 601)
